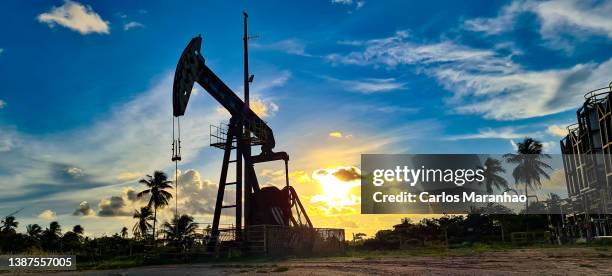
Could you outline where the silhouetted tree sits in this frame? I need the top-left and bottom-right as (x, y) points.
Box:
(504, 138), (552, 210)
(121, 227), (128, 239)
(137, 171), (173, 242)
(73, 225), (84, 235)
(162, 214), (198, 249)
(41, 221), (62, 252)
(133, 206), (153, 240)
(1, 216), (18, 234)
(26, 224), (42, 238)
(477, 157), (509, 194)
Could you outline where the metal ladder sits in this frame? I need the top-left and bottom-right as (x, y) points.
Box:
(209, 120), (243, 250)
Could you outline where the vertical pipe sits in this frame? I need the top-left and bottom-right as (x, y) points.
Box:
(243, 11), (250, 108)
(243, 11), (252, 231)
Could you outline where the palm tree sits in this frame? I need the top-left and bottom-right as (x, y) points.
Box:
(162, 214), (198, 248)
(41, 221), (62, 251)
(132, 206), (153, 240)
(121, 227), (128, 239)
(72, 225), (84, 235)
(48, 221), (61, 236)
(137, 171), (173, 242)
(0, 216), (18, 233)
(26, 224), (43, 238)
(503, 138), (552, 211)
(477, 157), (509, 194)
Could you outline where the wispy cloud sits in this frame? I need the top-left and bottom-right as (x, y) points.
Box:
(123, 21), (144, 31)
(324, 76), (407, 94)
(465, 0), (612, 51)
(252, 39), (311, 56)
(331, 0), (366, 13)
(326, 31), (612, 120)
(446, 127), (538, 140)
(0, 73), (225, 211)
(250, 70), (292, 93)
(37, 0), (110, 35)
(547, 124), (569, 137)
(464, 1), (529, 35)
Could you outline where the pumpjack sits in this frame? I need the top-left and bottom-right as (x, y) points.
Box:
(171, 12), (312, 251)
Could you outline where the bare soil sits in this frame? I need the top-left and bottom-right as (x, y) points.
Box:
(54, 247), (612, 275)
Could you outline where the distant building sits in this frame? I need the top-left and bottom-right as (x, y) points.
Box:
(560, 83), (612, 239)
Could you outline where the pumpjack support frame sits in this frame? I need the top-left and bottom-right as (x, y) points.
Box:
(172, 33), (312, 252)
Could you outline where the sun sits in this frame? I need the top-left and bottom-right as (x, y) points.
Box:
(310, 167), (360, 210)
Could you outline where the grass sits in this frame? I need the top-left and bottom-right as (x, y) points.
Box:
(77, 255), (146, 270)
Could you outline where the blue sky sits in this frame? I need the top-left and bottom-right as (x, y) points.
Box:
(1, 0), (612, 236)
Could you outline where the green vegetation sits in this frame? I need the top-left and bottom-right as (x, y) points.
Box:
(137, 170), (174, 242)
(503, 138), (552, 210)
(0, 171), (207, 270)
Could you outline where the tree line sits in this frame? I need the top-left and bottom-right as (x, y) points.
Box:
(0, 170), (200, 256)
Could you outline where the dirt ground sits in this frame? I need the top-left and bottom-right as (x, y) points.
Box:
(53, 247), (612, 275)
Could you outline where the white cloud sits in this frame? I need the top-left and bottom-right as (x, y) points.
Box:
(465, 0), (612, 50)
(250, 70), (291, 94)
(38, 209), (57, 220)
(324, 76), (407, 94)
(116, 171), (144, 182)
(37, 0), (110, 35)
(73, 201), (95, 216)
(541, 141), (557, 153)
(98, 195), (131, 216)
(547, 124), (569, 137)
(175, 169), (219, 215)
(447, 127), (536, 140)
(331, 0), (365, 10)
(464, 1), (530, 35)
(66, 167), (84, 177)
(0, 99), (5, 109)
(252, 39), (311, 56)
(123, 21), (144, 31)
(326, 31), (612, 120)
(510, 139), (518, 151)
(249, 98), (279, 118)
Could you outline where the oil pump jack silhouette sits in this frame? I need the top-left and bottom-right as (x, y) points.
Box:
(171, 12), (312, 251)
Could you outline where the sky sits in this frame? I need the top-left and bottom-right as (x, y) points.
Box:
(1, 0), (612, 237)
